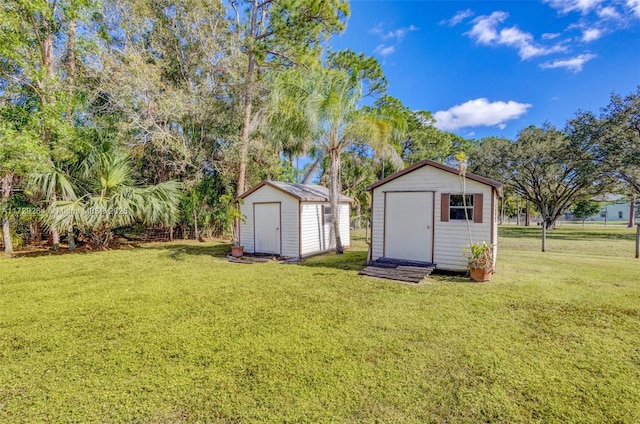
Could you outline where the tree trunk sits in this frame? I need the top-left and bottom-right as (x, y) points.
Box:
(66, 19), (76, 121)
(50, 192), (60, 249)
(2, 174), (13, 256)
(329, 148), (343, 254)
(354, 202), (362, 229)
(525, 199), (531, 226)
(40, 21), (61, 249)
(67, 226), (76, 250)
(64, 19), (78, 252)
(541, 221), (547, 252)
(193, 209), (199, 241)
(40, 29), (55, 146)
(234, 1), (260, 239)
(236, 0), (260, 198)
(302, 156), (322, 184)
(629, 192), (636, 228)
(29, 222), (42, 241)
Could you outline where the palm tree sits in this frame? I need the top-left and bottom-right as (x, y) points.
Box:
(270, 67), (402, 253)
(31, 168), (78, 249)
(46, 151), (181, 249)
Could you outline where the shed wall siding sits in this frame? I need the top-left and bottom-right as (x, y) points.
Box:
(371, 166), (495, 271)
(239, 185), (300, 257)
(339, 203), (351, 248)
(300, 202), (351, 256)
(300, 203), (327, 256)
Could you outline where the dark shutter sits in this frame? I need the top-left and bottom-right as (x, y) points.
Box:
(473, 193), (483, 223)
(441, 193), (449, 222)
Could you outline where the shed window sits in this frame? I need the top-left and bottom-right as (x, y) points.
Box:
(323, 205), (332, 223)
(441, 193), (484, 223)
(449, 195), (474, 220)
(618, 211), (623, 219)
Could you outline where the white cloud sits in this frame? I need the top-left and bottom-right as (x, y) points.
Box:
(627, 0), (640, 18)
(597, 6), (621, 19)
(582, 27), (603, 41)
(371, 24), (418, 57)
(433, 98), (532, 131)
(466, 12), (567, 59)
(382, 25), (418, 42)
(544, 0), (604, 14)
(539, 53), (597, 72)
(443, 9), (474, 26)
(370, 23), (384, 35)
(374, 44), (395, 57)
(466, 11), (507, 44)
(542, 32), (561, 39)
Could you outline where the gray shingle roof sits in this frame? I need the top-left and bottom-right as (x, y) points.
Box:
(239, 181), (353, 203)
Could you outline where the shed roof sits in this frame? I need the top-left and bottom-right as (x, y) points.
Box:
(239, 181), (353, 203)
(366, 159), (503, 196)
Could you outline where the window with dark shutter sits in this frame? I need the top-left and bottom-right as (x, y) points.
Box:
(473, 193), (483, 223)
(440, 193), (449, 222)
(449, 194), (474, 220)
(441, 193), (484, 223)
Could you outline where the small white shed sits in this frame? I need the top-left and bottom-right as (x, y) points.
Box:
(238, 181), (352, 258)
(367, 159), (503, 272)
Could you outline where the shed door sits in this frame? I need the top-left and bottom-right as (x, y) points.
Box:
(384, 192), (433, 262)
(254, 203), (281, 254)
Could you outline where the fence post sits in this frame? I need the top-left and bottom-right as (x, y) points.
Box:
(636, 224), (639, 259)
(542, 223), (546, 252)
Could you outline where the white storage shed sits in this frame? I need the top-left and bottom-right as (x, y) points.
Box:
(238, 181), (352, 258)
(367, 159), (503, 272)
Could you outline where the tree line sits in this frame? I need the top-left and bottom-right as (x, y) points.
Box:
(1, 0), (638, 257)
(0, 0), (472, 255)
(469, 88), (640, 232)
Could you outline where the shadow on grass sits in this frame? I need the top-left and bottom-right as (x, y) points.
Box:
(499, 226), (636, 241)
(10, 240), (231, 260)
(295, 250), (369, 272)
(146, 243), (232, 259)
(11, 239), (141, 258)
(430, 270), (473, 284)
(12, 246), (96, 258)
(295, 251), (476, 284)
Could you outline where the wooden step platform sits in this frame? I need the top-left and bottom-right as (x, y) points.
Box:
(359, 258), (436, 283)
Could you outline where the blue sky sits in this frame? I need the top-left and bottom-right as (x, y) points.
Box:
(329, 0), (640, 140)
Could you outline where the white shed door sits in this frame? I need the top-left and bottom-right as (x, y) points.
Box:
(254, 203), (281, 254)
(384, 192), (433, 262)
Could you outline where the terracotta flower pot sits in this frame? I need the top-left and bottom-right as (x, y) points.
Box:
(470, 267), (493, 282)
(231, 245), (244, 258)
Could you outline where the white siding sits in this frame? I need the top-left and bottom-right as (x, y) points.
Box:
(300, 203), (328, 256)
(239, 185), (299, 257)
(371, 166), (496, 272)
(300, 202), (351, 257)
(339, 203), (351, 248)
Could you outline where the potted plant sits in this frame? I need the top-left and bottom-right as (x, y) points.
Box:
(219, 194), (245, 257)
(466, 241), (495, 282)
(230, 217), (244, 258)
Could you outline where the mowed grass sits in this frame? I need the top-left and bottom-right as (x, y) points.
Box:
(1, 227), (639, 422)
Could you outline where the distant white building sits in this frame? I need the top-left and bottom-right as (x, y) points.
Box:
(589, 202), (638, 222)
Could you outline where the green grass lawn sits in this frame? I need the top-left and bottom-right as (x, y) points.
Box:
(1, 227), (639, 422)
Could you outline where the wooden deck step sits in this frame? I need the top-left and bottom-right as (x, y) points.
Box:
(359, 258), (436, 283)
